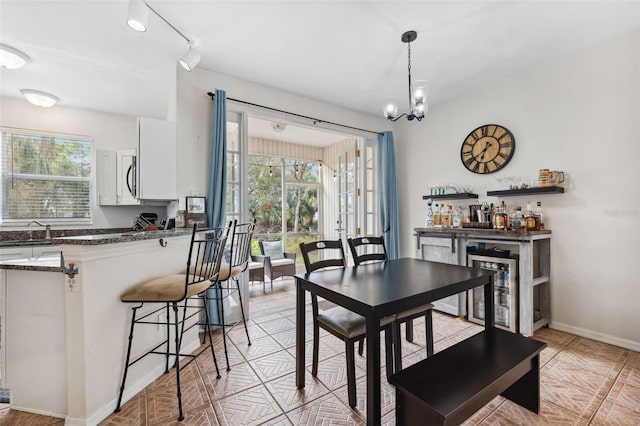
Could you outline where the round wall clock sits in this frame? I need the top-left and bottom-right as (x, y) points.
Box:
(460, 124), (515, 174)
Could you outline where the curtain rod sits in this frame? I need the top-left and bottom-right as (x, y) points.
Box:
(206, 92), (383, 136)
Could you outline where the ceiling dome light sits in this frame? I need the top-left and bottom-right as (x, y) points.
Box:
(126, 0), (148, 32)
(0, 43), (31, 69)
(178, 48), (200, 71)
(20, 89), (59, 107)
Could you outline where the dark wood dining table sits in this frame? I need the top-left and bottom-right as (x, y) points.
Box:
(295, 257), (495, 426)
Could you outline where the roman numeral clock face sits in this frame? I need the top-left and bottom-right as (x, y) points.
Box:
(460, 124), (515, 174)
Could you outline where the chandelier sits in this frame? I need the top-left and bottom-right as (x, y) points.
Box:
(383, 30), (427, 122)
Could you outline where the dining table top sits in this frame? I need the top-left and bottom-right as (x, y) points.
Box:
(295, 257), (493, 318)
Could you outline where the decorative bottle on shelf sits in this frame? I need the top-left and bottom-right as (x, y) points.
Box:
(425, 199), (434, 228)
(441, 203), (451, 228)
(433, 203), (441, 228)
(535, 201), (544, 230)
(452, 206), (463, 228)
(494, 201), (508, 230)
(524, 201), (539, 231)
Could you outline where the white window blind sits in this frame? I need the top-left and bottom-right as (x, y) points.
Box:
(1, 130), (92, 223)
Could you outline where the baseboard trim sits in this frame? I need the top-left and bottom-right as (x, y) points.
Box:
(82, 339), (201, 426)
(550, 321), (640, 352)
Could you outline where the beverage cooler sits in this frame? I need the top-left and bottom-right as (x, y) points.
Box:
(467, 253), (518, 332)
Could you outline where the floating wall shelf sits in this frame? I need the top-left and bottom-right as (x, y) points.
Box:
(486, 186), (564, 197)
(422, 193), (479, 200)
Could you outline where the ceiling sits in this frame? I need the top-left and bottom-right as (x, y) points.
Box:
(1, 1), (639, 125)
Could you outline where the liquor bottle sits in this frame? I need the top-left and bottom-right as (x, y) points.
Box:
(535, 201), (544, 230)
(524, 201), (539, 231)
(433, 204), (441, 227)
(425, 199), (434, 228)
(441, 203), (451, 228)
(494, 202), (508, 230)
(511, 207), (523, 230)
(452, 206), (463, 228)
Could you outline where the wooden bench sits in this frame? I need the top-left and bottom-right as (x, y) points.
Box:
(388, 328), (546, 426)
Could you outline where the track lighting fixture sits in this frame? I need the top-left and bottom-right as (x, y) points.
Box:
(0, 43), (31, 69)
(21, 89), (59, 107)
(126, 0), (201, 71)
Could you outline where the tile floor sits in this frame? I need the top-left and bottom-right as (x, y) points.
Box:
(1, 278), (639, 425)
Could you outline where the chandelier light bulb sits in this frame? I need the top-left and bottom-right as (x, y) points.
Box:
(413, 80), (427, 104)
(383, 98), (398, 119)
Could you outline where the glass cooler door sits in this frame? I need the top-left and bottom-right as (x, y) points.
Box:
(467, 254), (518, 332)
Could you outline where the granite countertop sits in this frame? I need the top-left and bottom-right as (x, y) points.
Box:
(414, 227), (552, 237)
(0, 255), (63, 272)
(52, 228), (195, 245)
(0, 228), (195, 247)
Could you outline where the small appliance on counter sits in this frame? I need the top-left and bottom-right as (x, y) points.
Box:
(133, 213), (159, 231)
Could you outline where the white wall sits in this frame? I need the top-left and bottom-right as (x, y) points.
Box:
(0, 97), (167, 229)
(395, 29), (640, 350)
(175, 67), (388, 209)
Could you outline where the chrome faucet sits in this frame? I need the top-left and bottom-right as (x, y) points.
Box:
(28, 220), (52, 240)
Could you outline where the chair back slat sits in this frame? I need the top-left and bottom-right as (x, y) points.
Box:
(347, 236), (387, 266)
(299, 240), (345, 273)
(227, 219), (257, 274)
(185, 222), (230, 294)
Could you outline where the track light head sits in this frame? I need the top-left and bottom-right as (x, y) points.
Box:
(178, 47), (200, 72)
(126, 0), (148, 32)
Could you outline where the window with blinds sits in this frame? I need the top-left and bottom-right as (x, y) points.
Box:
(1, 129), (92, 224)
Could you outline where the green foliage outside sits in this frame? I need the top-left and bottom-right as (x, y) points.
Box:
(2, 132), (91, 220)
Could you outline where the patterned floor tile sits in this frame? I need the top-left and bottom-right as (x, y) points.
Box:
(309, 353), (365, 391)
(149, 405), (220, 426)
(591, 399), (640, 425)
(533, 328), (576, 348)
(606, 380), (640, 413)
(226, 322), (266, 346)
(542, 355), (617, 397)
(249, 349), (297, 382)
(460, 396), (504, 425)
(381, 410), (395, 426)
(236, 335), (284, 361)
(146, 363), (201, 393)
(540, 375), (603, 420)
(212, 385), (283, 426)
(493, 399), (588, 425)
(0, 410), (64, 426)
(100, 392), (146, 425)
(264, 370), (330, 412)
(566, 337), (630, 363)
(257, 317), (295, 335)
(270, 327), (312, 349)
(197, 341), (245, 373)
(201, 362), (262, 402)
(334, 374), (396, 417)
(617, 362), (640, 387)
(286, 340), (340, 367)
(553, 347), (625, 377)
(146, 377), (211, 424)
(287, 393), (365, 425)
(257, 414), (293, 426)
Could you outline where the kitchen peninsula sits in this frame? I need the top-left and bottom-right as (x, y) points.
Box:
(1, 229), (198, 425)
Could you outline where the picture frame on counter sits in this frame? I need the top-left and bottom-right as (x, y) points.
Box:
(185, 196), (207, 228)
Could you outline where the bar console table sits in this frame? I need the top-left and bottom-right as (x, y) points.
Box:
(415, 227), (551, 337)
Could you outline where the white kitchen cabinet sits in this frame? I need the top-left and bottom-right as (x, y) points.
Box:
(96, 117), (176, 205)
(0, 246), (60, 260)
(96, 150), (118, 206)
(137, 117), (177, 201)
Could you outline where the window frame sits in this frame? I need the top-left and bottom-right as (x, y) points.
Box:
(0, 127), (93, 226)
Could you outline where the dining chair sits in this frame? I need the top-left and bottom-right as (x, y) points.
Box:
(347, 236), (434, 372)
(115, 224), (228, 421)
(299, 239), (395, 408)
(205, 219), (256, 371)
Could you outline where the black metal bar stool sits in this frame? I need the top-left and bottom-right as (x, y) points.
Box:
(114, 224), (228, 421)
(204, 219), (255, 371)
